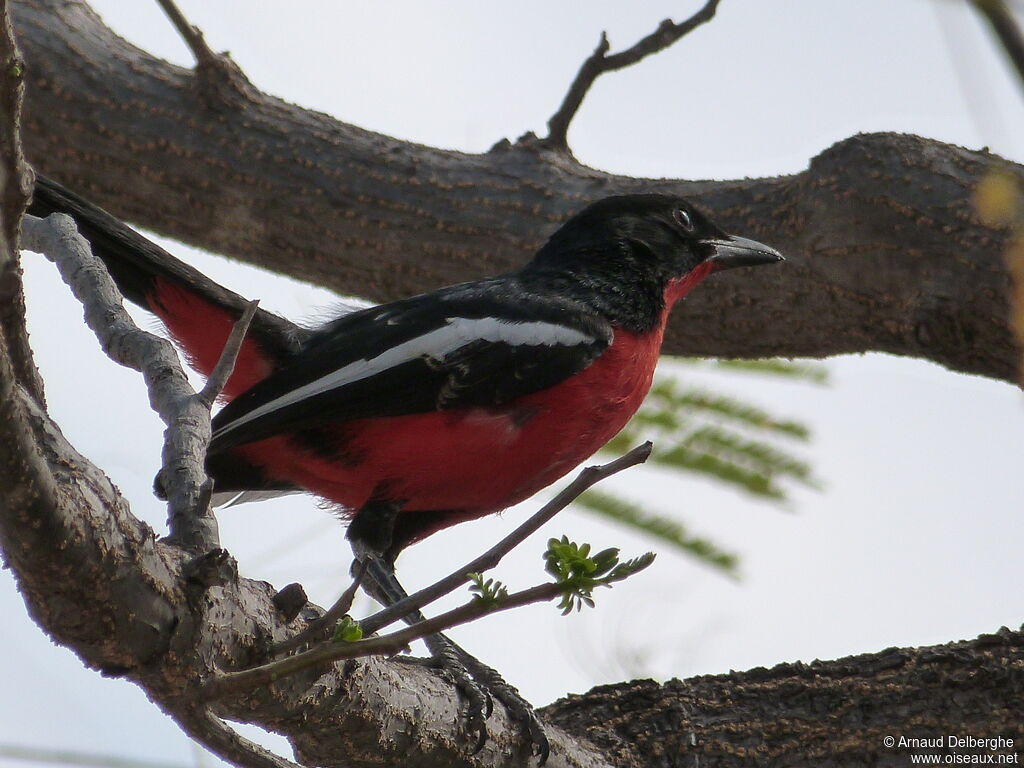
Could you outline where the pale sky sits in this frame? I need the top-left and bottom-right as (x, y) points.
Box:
(3, 1), (1024, 766)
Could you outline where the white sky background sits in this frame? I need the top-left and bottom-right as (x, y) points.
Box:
(3, 0), (1024, 765)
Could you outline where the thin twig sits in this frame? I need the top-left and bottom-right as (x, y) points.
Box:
(970, 0), (1024, 97)
(544, 0), (721, 151)
(200, 582), (561, 702)
(178, 707), (302, 768)
(359, 441), (653, 635)
(154, 0), (254, 106)
(155, 0), (218, 67)
(198, 299), (259, 405)
(272, 562), (366, 655)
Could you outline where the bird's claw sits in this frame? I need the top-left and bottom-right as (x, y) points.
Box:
(423, 633), (548, 763)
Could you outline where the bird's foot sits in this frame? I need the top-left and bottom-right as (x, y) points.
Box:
(422, 633), (493, 753)
(454, 646), (550, 764)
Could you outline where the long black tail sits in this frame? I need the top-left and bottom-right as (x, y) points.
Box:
(28, 175), (307, 378)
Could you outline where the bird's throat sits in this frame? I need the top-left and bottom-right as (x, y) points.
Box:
(664, 261), (715, 307)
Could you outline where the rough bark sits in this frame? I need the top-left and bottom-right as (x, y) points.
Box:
(544, 630), (1024, 767)
(11, 0), (1023, 383)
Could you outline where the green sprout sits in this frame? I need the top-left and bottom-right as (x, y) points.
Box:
(331, 615), (363, 643)
(544, 535), (655, 615)
(467, 571), (508, 609)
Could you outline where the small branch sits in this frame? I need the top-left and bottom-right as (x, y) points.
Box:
(200, 582), (561, 703)
(543, 0), (721, 150)
(359, 441), (653, 635)
(154, 0), (254, 107)
(198, 298), (259, 406)
(21, 213), (219, 551)
(271, 562), (365, 656)
(154, 0), (216, 67)
(970, 0), (1024, 97)
(178, 707), (302, 768)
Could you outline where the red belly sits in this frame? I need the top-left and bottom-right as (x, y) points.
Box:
(233, 325), (665, 519)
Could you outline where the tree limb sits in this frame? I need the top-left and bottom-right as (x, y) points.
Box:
(0, 0), (40, 401)
(543, 627), (1024, 767)
(21, 212), (220, 550)
(11, 0), (1021, 383)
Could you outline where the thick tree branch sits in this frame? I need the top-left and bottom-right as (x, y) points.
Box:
(10, 0), (1021, 383)
(543, 627), (1024, 767)
(543, 1), (721, 151)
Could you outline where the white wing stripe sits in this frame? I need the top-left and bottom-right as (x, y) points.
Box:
(214, 317), (594, 440)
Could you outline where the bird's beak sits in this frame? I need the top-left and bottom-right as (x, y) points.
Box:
(703, 236), (784, 270)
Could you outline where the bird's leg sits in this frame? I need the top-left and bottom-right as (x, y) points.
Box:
(346, 501), (549, 763)
(346, 501), (492, 751)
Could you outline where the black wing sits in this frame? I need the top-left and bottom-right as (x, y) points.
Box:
(209, 278), (612, 453)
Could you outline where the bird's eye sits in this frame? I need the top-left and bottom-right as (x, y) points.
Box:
(673, 208), (695, 233)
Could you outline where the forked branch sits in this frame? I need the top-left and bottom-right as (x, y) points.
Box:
(543, 0), (721, 150)
(20, 213), (256, 551)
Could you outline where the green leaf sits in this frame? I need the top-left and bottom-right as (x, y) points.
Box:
(655, 444), (786, 499)
(711, 358), (829, 384)
(648, 383), (810, 440)
(574, 488), (739, 575)
(682, 426), (820, 487)
(585, 358), (826, 576)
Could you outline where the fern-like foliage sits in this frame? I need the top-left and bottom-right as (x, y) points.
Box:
(578, 358), (826, 573)
(573, 488), (739, 576)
